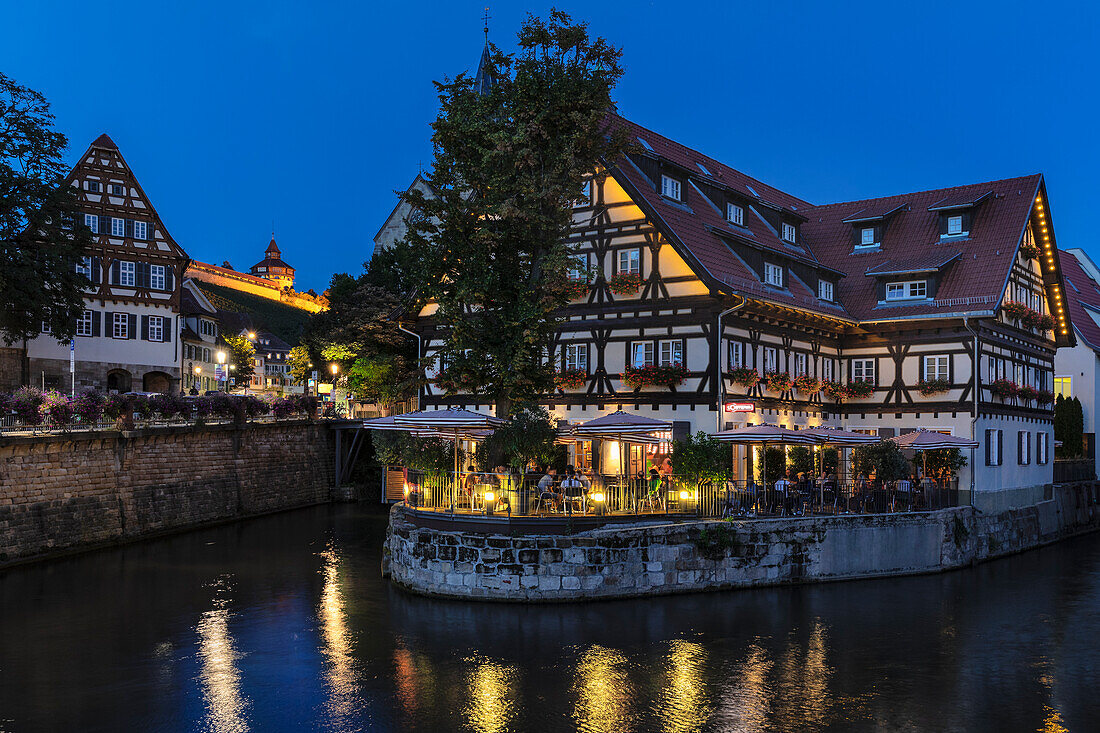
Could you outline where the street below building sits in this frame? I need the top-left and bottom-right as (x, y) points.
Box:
(2, 503), (1099, 732)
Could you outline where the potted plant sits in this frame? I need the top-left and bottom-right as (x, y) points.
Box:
(1018, 243), (1040, 260)
(846, 380), (875, 398)
(729, 367), (761, 388)
(1036, 314), (1056, 331)
(793, 375), (821, 395)
(607, 272), (643, 295)
(1017, 385), (1039, 403)
(11, 387), (44, 426)
(1002, 301), (1030, 321)
(554, 369), (588, 390)
(622, 363), (688, 389)
(988, 378), (1018, 400)
(917, 379), (951, 397)
(1037, 390), (1055, 406)
(821, 380), (847, 401)
(40, 390), (73, 427)
(763, 371), (793, 393)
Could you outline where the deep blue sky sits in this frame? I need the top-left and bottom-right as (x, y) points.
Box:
(4, 1), (1097, 292)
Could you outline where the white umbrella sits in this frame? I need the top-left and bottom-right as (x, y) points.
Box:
(892, 429), (978, 482)
(712, 425), (820, 492)
(393, 408), (507, 497)
(800, 427), (880, 445)
(570, 411), (672, 509)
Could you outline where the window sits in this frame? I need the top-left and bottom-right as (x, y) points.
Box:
(112, 312), (128, 338)
(87, 180), (101, 192)
(1053, 376), (1071, 398)
(660, 175), (681, 201)
(821, 358), (834, 382)
(924, 355), (949, 382)
(110, 183), (125, 196)
(76, 256), (92, 277)
(85, 214), (99, 233)
(150, 264), (166, 290)
(564, 344), (587, 372)
(860, 227), (876, 246)
(986, 429), (1002, 466)
(631, 342), (654, 368)
(852, 358), (875, 383)
(118, 261), (135, 287)
(819, 280), (834, 301)
(76, 310), (93, 336)
(659, 340), (683, 367)
(728, 341), (743, 369)
(764, 262), (783, 287)
(764, 346), (778, 373)
(41, 321), (51, 334)
(794, 353), (807, 377)
(1037, 433), (1049, 465)
(782, 222), (796, 243)
(111, 217), (125, 237)
(885, 280), (927, 300)
(568, 253), (588, 280)
(133, 220), (147, 240)
(146, 316), (163, 342)
(617, 249), (640, 275)
(947, 215), (964, 236)
(727, 203), (744, 226)
(1018, 431), (1031, 465)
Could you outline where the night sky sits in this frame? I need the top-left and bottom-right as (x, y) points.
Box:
(3, 1), (1096, 292)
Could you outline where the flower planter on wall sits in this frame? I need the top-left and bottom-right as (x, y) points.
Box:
(622, 364), (688, 390)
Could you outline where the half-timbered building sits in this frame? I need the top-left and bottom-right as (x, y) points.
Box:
(376, 99), (1073, 510)
(25, 134), (189, 394)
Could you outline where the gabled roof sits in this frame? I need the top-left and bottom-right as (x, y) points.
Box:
(863, 251), (962, 277)
(90, 133), (118, 150)
(181, 278), (217, 315)
(1059, 249), (1100, 352)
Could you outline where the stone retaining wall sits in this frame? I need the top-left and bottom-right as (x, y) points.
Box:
(384, 482), (1100, 601)
(0, 420), (335, 564)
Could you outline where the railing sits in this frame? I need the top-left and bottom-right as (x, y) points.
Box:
(396, 469), (964, 520)
(1054, 459), (1096, 483)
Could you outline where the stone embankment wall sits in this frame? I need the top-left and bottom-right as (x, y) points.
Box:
(384, 482), (1100, 601)
(0, 421), (335, 564)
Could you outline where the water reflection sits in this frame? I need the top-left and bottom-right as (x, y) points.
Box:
(713, 642), (773, 731)
(657, 640), (712, 733)
(196, 576), (250, 733)
(573, 645), (637, 733)
(318, 546), (363, 729)
(464, 655), (520, 733)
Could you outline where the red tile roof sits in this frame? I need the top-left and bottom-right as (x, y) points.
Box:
(1059, 250), (1100, 352)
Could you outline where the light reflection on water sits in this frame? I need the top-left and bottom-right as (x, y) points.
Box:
(572, 645), (637, 733)
(463, 656), (520, 733)
(318, 545), (364, 729)
(195, 576), (250, 733)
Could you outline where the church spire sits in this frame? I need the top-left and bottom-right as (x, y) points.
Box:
(474, 7), (496, 97)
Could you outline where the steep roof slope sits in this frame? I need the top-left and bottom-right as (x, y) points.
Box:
(1059, 249), (1100, 352)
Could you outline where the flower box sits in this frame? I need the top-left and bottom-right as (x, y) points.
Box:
(1016, 385), (1039, 402)
(1037, 390), (1055, 405)
(729, 367), (761, 388)
(846, 380), (875, 398)
(821, 380), (847, 401)
(554, 369), (588, 390)
(917, 379), (951, 397)
(988, 378), (1018, 399)
(1002, 301), (1031, 320)
(622, 363), (687, 390)
(1018, 243), (1040, 260)
(793, 375), (821, 395)
(559, 279), (590, 301)
(607, 272), (643, 295)
(764, 372), (793, 393)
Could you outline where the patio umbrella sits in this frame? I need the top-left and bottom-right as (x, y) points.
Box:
(891, 429), (978, 480)
(712, 425), (820, 488)
(801, 426), (881, 485)
(570, 411), (672, 503)
(391, 408), (508, 502)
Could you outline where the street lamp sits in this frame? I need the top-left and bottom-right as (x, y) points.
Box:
(247, 331), (256, 340)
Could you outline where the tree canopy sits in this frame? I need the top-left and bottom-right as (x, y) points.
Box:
(0, 72), (91, 345)
(223, 333), (256, 385)
(394, 10), (628, 415)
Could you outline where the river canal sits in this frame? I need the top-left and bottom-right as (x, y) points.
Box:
(2, 503), (1098, 732)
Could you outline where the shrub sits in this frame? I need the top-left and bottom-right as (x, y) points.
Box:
(11, 387), (44, 425)
(242, 395), (269, 418)
(40, 391), (73, 423)
(271, 397), (296, 419)
(193, 396), (215, 418)
(850, 440), (910, 483)
(150, 393), (184, 420)
(787, 445), (815, 477)
(672, 432), (732, 489)
(131, 395), (153, 420)
(103, 393), (130, 420)
(72, 391), (104, 423)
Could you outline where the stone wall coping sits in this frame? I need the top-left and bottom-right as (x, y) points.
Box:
(0, 418), (320, 447)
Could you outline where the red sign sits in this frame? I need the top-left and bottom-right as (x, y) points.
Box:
(724, 401), (755, 413)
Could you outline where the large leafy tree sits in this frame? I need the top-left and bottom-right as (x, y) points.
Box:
(223, 334), (256, 386)
(0, 72), (91, 346)
(397, 10), (628, 415)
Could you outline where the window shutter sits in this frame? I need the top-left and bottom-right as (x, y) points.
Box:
(125, 219), (133, 238)
(165, 265), (174, 292)
(938, 214), (949, 235)
(99, 215), (108, 235)
(128, 313), (137, 339)
(104, 311), (112, 336)
(163, 317), (171, 343)
(997, 430), (1003, 466)
(962, 212), (973, 234)
(141, 315), (149, 341)
(985, 429), (992, 465)
(1017, 432), (1023, 465)
(137, 262), (149, 289)
(92, 310), (101, 337)
(92, 257), (102, 284)
(110, 261), (120, 285)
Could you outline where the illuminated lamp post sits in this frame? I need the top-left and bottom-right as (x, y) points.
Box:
(216, 350), (226, 392)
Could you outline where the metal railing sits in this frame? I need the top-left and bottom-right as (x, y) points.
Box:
(396, 469), (964, 519)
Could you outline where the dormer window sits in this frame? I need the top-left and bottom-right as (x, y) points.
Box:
(727, 203), (744, 226)
(781, 222), (796, 243)
(885, 280), (928, 301)
(860, 228), (875, 246)
(819, 280), (834, 301)
(660, 174), (681, 201)
(764, 262), (784, 287)
(947, 215), (963, 235)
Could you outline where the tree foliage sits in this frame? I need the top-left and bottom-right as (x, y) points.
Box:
(0, 72), (91, 345)
(370, 431), (462, 475)
(223, 333), (255, 386)
(755, 446), (787, 486)
(1054, 394), (1083, 457)
(476, 404), (562, 472)
(920, 448), (968, 479)
(672, 432), (731, 488)
(850, 440), (911, 482)
(288, 345), (312, 385)
(787, 446), (815, 477)
(394, 10), (628, 414)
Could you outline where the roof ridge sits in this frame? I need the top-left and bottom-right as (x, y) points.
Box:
(806, 173), (1042, 211)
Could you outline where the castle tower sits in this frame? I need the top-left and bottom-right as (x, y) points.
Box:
(249, 235), (295, 289)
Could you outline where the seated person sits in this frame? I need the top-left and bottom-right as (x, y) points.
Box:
(560, 468), (586, 511)
(537, 467), (560, 510)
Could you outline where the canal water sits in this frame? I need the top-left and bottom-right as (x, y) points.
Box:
(2, 505), (1099, 732)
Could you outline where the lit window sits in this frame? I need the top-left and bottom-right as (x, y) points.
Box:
(118, 261), (135, 287)
(148, 316), (163, 342)
(87, 180), (101, 193)
(728, 341), (743, 368)
(852, 358), (875, 383)
(819, 280), (834, 301)
(110, 183), (125, 196)
(111, 217), (125, 237)
(659, 340), (683, 367)
(947, 215), (964, 235)
(76, 310), (93, 337)
(782, 222), (796, 243)
(617, 249), (640, 275)
(885, 280), (927, 300)
(150, 264), (166, 290)
(112, 312), (128, 338)
(727, 203), (744, 226)
(631, 342), (654, 368)
(564, 344), (587, 372)
(924, 355), (949, 382)
(860, 227), (876, 246)
(1053, 376), (1071, 398)
(133, 220), (147, 240)
(660, 175), (681, 201)
(85, 214), (99, 233)
(764, 262), (783, 287)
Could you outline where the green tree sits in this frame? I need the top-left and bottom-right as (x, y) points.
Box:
(0, 73), (92, 347)
(476, 405), (562, 472)
(1054, 394), (1083, 457)
(395, 10), (629, 415)
(755, 446), (787, 486)
(920, 448), (968, 480)
(787, 446), (815, 477)
(224, 333), (255, 387)
(287, 345), (312, 385)
(672, 432), (731, 490)
(851, 440), (911, 483)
